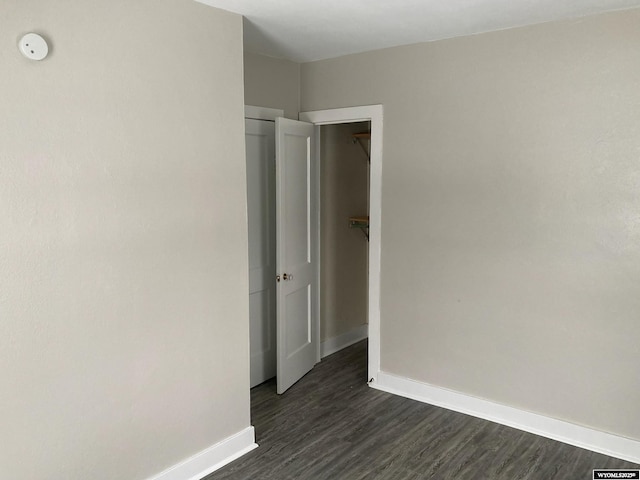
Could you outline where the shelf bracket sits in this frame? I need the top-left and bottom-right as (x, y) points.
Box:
(352, 132), (371, 162)
(348, 216), (369, 241)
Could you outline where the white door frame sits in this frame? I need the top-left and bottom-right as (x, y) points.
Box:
(299, 105), (383, 384)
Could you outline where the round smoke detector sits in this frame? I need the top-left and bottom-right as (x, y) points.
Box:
(19, 33), (49, 61)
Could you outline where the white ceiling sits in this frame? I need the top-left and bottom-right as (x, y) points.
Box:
(197, 0), (640, 62)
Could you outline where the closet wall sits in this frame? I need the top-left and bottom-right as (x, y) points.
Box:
(320, 122), (370, 343)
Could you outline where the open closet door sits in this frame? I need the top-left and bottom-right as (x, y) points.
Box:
(275, 117), (319, 394)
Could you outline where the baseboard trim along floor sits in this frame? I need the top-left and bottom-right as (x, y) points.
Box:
(372, 371), (640, 464)
(147, 426), (257, 480)
(321, 324), (368, 358)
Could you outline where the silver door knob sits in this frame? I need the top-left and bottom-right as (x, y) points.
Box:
(283, 273), (293, 281)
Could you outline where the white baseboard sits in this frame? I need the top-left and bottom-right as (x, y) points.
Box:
(321, 324), (368, 358)
(147, 426), (258, 480)
(372, 372), (640, 464)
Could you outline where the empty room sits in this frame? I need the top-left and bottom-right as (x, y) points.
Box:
(2, 0), (639, 479)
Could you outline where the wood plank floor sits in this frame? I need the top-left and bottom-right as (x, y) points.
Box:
(207, 341), (639, 479)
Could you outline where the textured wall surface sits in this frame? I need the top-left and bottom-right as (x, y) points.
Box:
(302, 9), (640, 441)
(320, 123), (370, 341)
(0, 1), (250, 479)
(244, 51), (300, 119)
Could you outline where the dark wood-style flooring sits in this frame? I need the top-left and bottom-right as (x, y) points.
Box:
(208, 341), (639, 479)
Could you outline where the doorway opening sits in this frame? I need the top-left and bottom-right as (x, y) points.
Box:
(318, 121), (370, 364)
(245, 105), (383, 393)
(301, 105), (383, 385)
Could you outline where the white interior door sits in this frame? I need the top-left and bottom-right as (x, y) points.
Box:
(245, 118), (277, 388)
(275, 117), (319, 394)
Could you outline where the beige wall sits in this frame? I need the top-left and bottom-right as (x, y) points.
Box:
(0, 1), (250, 479)
(320, 123), (370, 341)
(302, 9), (640, 441)
(244, 51), (300, 119)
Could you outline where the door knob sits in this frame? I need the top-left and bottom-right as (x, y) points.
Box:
(276, 274), (281, 282)
(283, 273), (293, 281)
